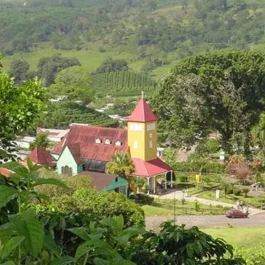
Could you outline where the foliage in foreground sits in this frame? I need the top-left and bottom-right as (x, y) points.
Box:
(0, 160), (246, 264)
(0, 57), (46, 160)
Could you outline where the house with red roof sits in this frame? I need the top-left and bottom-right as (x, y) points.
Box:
(49, 95), (173, 194)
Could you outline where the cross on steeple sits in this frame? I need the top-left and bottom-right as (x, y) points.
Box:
(141, 91), (144, 98)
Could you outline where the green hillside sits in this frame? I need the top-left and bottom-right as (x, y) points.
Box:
(1, 0), (265, 81)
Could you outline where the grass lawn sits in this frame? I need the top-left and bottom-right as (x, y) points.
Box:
(1, 45), (173, 82)
(198, 191), (265, 208)
(2, 47), (139, 73)
(202, 227), (265, 248)
(142, 199), (229, 216)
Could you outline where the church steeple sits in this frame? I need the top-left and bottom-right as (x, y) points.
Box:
(128, 97), (157, 123)
(128, 96), (158, 161)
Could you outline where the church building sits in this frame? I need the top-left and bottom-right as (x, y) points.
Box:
(37, 97), (173, 193)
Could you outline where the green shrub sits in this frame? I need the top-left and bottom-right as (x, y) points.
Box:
(51, 189), (145, 228)
(129, 193), (154, 205)
(233, 189), (242, 196)
(226, 185), (234, 195)
(242, 188), (249, 198)
(194, 201), (200, 211)
(179, 175), (188, 182)
(174, 161), (225, 174)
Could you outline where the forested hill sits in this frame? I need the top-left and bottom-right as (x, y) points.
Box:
(1, 0), (265, 79)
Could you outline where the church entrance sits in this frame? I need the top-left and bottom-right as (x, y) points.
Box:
(61, 166), (73, 176)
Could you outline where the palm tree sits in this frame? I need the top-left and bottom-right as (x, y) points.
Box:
(106, 151), (135, 179)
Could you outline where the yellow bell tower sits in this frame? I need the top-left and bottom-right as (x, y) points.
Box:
(128, 94), (157, 161)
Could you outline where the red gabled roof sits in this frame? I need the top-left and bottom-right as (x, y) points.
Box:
(28, 147), (55, 167)
(128, 98), (157, 123)
(131, 158), (171, 177)
(53, 125), (128, 162)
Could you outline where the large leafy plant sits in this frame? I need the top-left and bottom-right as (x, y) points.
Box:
(0, 159), (68, 265)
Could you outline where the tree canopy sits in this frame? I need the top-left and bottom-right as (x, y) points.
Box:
(95, 58), (129, 74)
(0, 56), (46, 160)
(49, 66), (94, 104)
(152, 51), (265, 156)
(37, 54), (81, 86)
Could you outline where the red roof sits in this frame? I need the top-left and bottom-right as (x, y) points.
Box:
(28, 147), (55, 167)
(131, 158), (171, 177)
(128, 98), (157, 123)
(53, 125), (128, 162)
(80, 171), (123, 190)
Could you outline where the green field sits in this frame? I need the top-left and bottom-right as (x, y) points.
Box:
(202, 227), (265, 248)
(2, 47), (138, 72)
(1, 46), (177, 82)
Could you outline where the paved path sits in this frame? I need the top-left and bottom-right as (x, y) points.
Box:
(146, 213), (265, 231)
(152, 190), (265, 216)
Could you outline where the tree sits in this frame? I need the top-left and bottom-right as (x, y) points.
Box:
(49, 66), (94, 104)
(251, 113), (265, 152)
(0, 55), (46, 161)
(95, 58), (129, 74)
(29, 133), (49, 151)
(152, 51), (265, 156)
(9, 60), (30, 84)
(106, 151), (135, 178)
(37, 54), (81, 86)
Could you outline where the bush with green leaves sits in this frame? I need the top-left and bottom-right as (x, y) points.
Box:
(174, 160), (225, 174)
(0, 160), (247, 265)
(129, 193), (154, 205)
(50, 189), (145, 228)
(233, 189), (242, 196)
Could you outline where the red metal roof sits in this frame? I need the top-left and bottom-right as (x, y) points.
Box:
(131, 157), (171, 177)
(28, 147), (55, 167)
(80, 171), (120, 190)
(53, 125), (128, 162)
(128, 98), (157, 123)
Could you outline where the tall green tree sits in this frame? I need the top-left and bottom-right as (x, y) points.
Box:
(152, 51), (265, 156)
(95, 58), (129, 74)
(251, 113), (265, 152)
(37, 54), (80, 86)
(49, 66), (94, 104)
(9, 60), (30, 84)
(0, 55), (46, 161)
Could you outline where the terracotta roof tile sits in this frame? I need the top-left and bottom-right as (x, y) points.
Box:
(53, 125), (128, 162)
(128, 98), (157, 123)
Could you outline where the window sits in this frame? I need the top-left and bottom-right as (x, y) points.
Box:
(115, 141), (122, 146)
(105, 139), (111, 145)
(130, 123), (143, 131)
(149, 133), (152, 138)
(149, 140), (153, 148)
(133, 141), (138, 149)
(95, 138), (101, 144)
(147, 123), (155, 131)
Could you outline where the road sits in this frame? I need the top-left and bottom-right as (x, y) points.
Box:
(146, 213), (265, 231)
